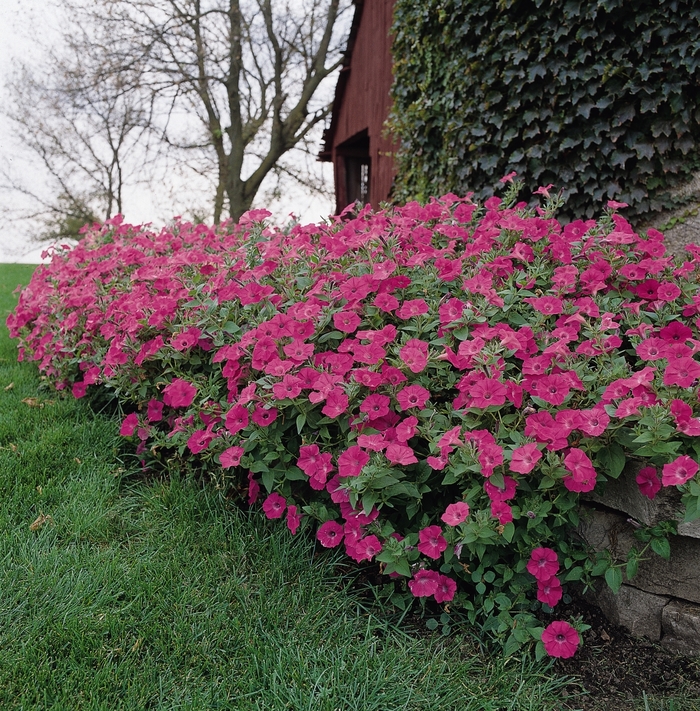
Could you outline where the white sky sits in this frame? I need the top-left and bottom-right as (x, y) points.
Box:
(0, 0), (338, 262)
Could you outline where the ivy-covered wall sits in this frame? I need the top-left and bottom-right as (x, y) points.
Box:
(389, 0), (700, 219)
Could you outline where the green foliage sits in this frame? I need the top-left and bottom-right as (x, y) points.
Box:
(390, 0), (700, 219)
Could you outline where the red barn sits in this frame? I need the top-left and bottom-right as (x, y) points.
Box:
(319, 0), (396, 214)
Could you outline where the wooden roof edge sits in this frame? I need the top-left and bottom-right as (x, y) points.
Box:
(318, 0), (365, 162)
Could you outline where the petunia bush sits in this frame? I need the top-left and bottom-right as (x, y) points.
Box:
(9, 179), (700, 659)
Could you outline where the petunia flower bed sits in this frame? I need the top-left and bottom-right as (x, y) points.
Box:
(9, 182), (700, 659)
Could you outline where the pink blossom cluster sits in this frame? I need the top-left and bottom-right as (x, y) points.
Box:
(527, 547), (563, 608)
(9, 192), (700, 658)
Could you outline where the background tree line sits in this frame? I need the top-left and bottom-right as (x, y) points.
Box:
(1, 0), (352, 239)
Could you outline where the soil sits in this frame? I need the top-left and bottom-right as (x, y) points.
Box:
(550, 595), (700, 710)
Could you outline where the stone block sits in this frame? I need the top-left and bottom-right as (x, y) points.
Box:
(595, 582), (669, 641)
(583, 462), (685, 528)
(578, 505), (700, 604)
(662, 600), (700, 654)
(677, 520), (700, 539)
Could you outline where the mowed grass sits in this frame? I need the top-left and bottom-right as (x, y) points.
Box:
(0, 263), (576, 710)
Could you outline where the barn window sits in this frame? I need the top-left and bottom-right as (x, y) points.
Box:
(337, 130), (371, 206)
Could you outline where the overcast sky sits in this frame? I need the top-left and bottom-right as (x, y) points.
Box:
(0, 0), (338, 262)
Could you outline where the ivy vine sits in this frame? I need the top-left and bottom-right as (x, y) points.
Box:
(389, 0), (700, 219)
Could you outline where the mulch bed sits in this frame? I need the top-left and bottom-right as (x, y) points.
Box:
(553, 595), (700, 710)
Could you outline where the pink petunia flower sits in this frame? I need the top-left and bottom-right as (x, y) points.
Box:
(470, 377), (507, 409)
(272, 374), (303, 399)
(385, 443), (418, 466)
(225, 404), (249, 435)
(333, 310), (362, 333)
(396, 416), (418, 442)
(563, 448), (597, 483)
(326, 475), (350, 503)
(395, 298), (429, 319)
(526, 547), (559, 582)
(373, 293), (399, 313)
(381, 364), (408, 385)
(352, 535), (383, 561)
(523, 295), (564, 315)
(562, 472), (597, 493)
(357, 434), (387, 451)
(339, 275), (375, 302)
(541, 621), (579, 659)
(220, 445), (244, 468)
(426, 452), (449, 470)
(434, 574), (458, 603)
(187, 428), (214, 454)
(286, 505), (302, 535)
(262, 492), (287, 519)
(417, 525), (448, 559)
(317, 520), (344, 548)
(399, 339), (429, 373)
(441, 502), (470, 526)
(147, 399), (164, 423)
(635, 279), (660, 300)
(283, 339), (314, 362)
(162, 378), (197, 408)
(657, 282), (682, 302)
(438, 426), (463, 449)
(264, 358), (295, 382)
(663, 358), (700, 388)
(251, 404), (278, 427)
(577, 407), (610, 436)
(478, 442), (504, 477)
(439, 298), (466, 325)
(338, 446), (370, 477)
(662, 455), (699, 487)
(537, 575), (563, 607)
(322, 388), (349, 418)
(247, 472), (260, 505)
(396, 384), (431, 411)
(353, 369), (385, 388)
(170, 327), (202, 352)
(535, 374), (571, 406)
(360, 393), (391, 419)
(636, 466), (661, 499)
(509, 443), (542, 474)
(120, 412), (139, 437)
(484, 475), (517, 502)
(251, 336), (278, 370)
(659, 321), (693, 342)
(491, 500), (513, 524)
(408, 569), (440, 598)
(297, 444), (334, 487)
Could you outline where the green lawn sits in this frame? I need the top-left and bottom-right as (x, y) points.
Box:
(0, 263), (630, 710)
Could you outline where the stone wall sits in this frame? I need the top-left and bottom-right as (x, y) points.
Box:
(581, 180), (700, 653)
(643, 172), (700, 257)
(579, 465), (700, 653)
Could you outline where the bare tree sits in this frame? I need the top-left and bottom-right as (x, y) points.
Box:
(2, 26), (155, 239)
(4, 0), (351, 232)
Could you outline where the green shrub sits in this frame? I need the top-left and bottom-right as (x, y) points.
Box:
(9, 187), (700, 657)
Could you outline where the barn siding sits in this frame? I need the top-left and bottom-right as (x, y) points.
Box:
(322, 0), (397, 213)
